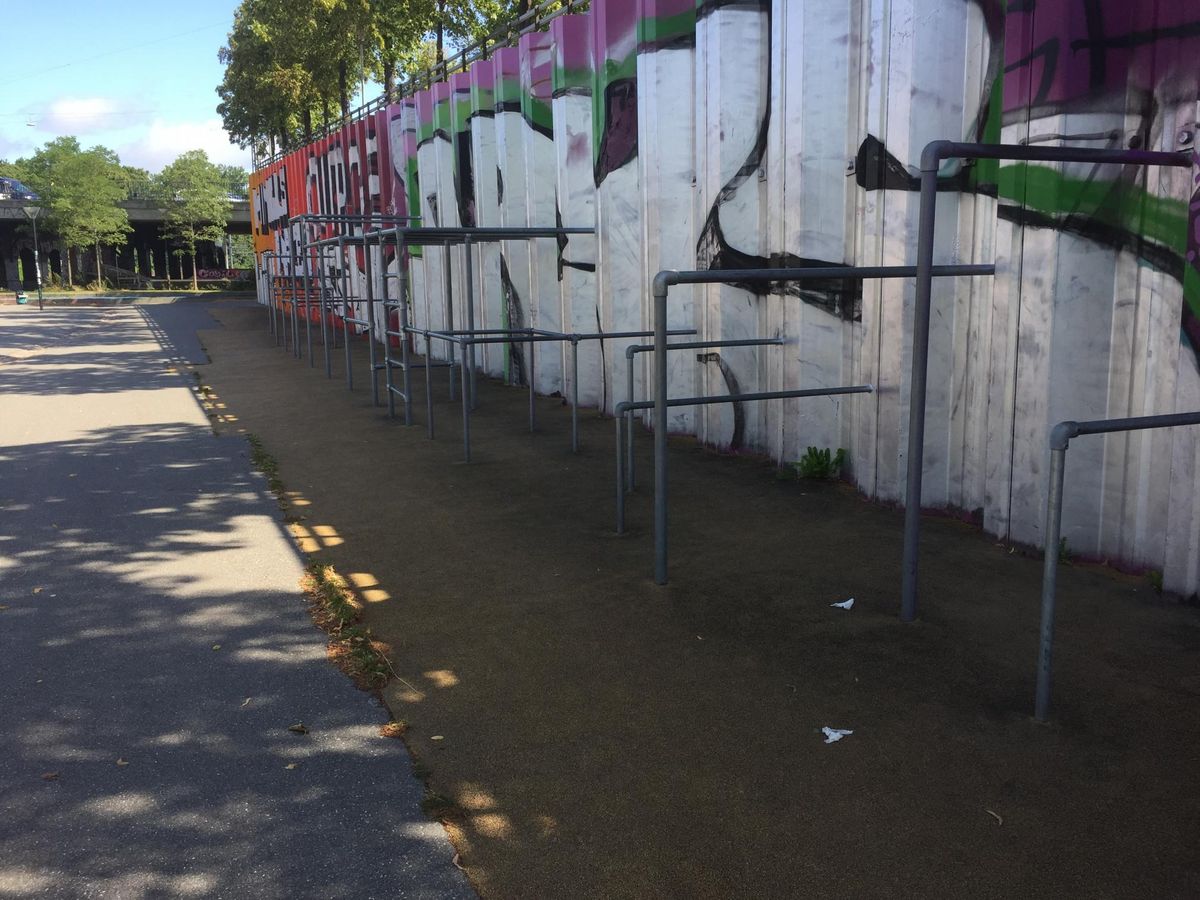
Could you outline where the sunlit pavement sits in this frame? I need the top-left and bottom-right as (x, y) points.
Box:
(0, 303), (473, 899)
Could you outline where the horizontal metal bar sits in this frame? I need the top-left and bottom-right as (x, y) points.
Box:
(656, 263), (994, 290)
(626, 337), (785, 358)
(571, 329), (697, 341)
(922, 140), (1191, 171)
(619, 384), (873, 415)
(1051, 411), (1200, 450)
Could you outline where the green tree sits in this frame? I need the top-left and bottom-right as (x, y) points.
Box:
(14, 138), (130, 287)
(156, 150), (231, 292)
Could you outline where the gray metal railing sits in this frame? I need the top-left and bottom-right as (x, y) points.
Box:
(649, 263), (996, 585)
(1034, 411), (1200, 722)
(899, 141), (1192, 624)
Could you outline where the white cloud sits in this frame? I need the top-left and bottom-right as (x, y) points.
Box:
(122, 118), (252, 172)
(36, 97), (129, 135)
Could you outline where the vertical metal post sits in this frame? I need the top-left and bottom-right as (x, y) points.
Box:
(461, 338), (472, 461)
(571, 339), (580, 453)
(653, 277), (670, 585)
(319, 246), (332, 378)
(425, 331), (435, 439)
(444, 241), (456, 401)
(464, 237), (478, 409)
(626, 350), (636, 491)
(399, 236), (413, 426)
(528, 336), (536, 431)
(1035, 446), (1068, 722)
(303, 236), (314, 366)
(365, 234), (380, 406)
(290, 229), (301, 357)
(900, 159), (941, 622)
(615, 412), (626, 533)
(340, 236), (353, 390)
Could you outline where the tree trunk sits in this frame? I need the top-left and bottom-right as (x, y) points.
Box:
(191, 249), (198, 292)
(338, 59), (350, 119)
(383, 59), (395, 103)
(269, 133), (277, 157)
(94, 240), (102, 288)
(303, 108), (313, 145)
(436, 0), (445, 63)
(65, 246), (73, 287)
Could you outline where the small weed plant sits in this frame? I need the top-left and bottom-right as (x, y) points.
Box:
(795, 446), (847, 480)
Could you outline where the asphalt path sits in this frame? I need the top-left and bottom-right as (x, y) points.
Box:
(0, 302), (474, 899)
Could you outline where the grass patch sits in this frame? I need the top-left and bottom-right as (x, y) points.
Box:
(299, 561), (395, 692)
(245, 433), (286, 501)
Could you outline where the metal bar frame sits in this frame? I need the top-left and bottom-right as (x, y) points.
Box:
(624, 337), (786, 491)
(615, 385), (874, 535)
(1034, 411), (1200, 722)
(651, 263), (995, 586)
(900, 141), (1191, 623)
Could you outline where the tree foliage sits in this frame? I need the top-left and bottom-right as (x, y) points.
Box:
(216, 0), (534, 155)
(155, 150), (232, 291)
(4, 137), (131, 285)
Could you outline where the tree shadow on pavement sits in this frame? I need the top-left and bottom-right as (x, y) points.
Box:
(0, 423), (473, 899)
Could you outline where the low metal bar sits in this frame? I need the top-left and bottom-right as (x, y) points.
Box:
(1034, 410), (1200, 721)
(616, 385), (874, 536)
(443, 241), (456, 402)
(624, 338), (785, 491)
(652, 264), (994, 586)
(902, 141), (1189, 624)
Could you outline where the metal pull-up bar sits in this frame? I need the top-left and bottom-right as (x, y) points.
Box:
(623, 337), (786, 492)
(900, 141), (1191, 624)
(1034, 411), (1200, 722)
(650, 263), (995, 586)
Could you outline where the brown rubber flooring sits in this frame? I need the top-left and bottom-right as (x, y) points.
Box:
(199, 303), (1200, 899)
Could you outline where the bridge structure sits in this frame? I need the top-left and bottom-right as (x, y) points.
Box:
(0, 198), (251, 292)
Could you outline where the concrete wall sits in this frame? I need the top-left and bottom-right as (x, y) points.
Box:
(252, 0), (1200, 597)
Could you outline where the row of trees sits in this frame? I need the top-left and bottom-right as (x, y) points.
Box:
(1, 138), (247, 291)
(217, 0), (543, 158)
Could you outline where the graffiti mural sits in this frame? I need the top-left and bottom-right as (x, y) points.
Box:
(250, 0), (1200, 596)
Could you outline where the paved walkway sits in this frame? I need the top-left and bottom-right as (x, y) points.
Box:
(0, 303), (473, 899)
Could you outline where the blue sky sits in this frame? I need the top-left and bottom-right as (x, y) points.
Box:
(0, 1), (252, 173)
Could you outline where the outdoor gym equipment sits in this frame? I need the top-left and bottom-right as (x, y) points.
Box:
(648, 263), (996, 586)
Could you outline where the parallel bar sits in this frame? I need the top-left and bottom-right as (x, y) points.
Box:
(625, 337), (786, 490)
(1034, 410), (1200, 721)
(652, 264), (994, 587)
(901, 141), (1189, 624)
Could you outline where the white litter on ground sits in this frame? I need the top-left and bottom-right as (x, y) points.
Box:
(830, 598), (855, 610)
(822, 727), (854, 744)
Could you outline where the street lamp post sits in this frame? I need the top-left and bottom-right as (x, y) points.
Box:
(21, 206), (43, 311)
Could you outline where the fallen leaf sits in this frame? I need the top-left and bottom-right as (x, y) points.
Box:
(452, 853), (466, 872)
(116, 758), (129, 767)
(240, 697), (251, 708)
(41, 772), (59, 781)
(287, 723), (309, 735)
(0, 605), (9, 611)
(32, 587), (42, 594)
(986, 808), (1003, 826)
(431, 735), (444, 741)
(211, 644), (221, 651)
(284, 763), (298, 770)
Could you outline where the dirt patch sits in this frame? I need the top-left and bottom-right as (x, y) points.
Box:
(198, 303), (1200, 899)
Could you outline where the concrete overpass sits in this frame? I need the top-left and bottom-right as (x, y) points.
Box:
(0, 199), (251, 291)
